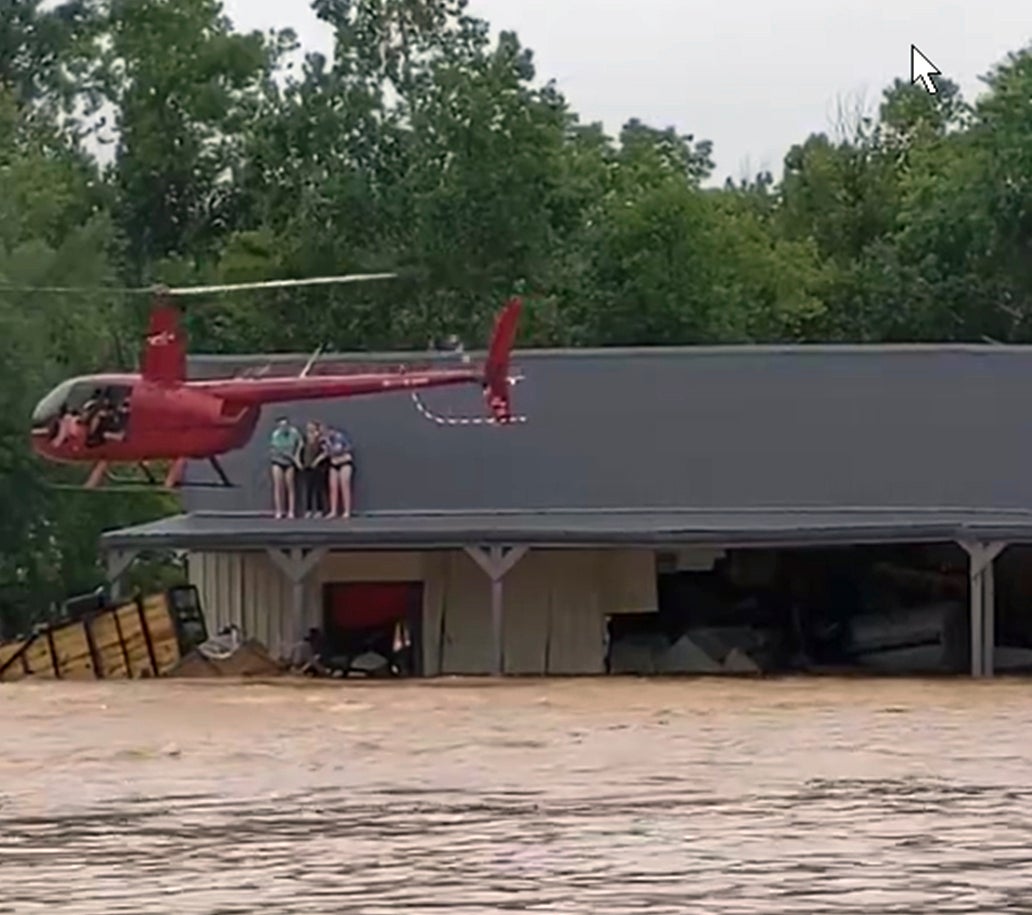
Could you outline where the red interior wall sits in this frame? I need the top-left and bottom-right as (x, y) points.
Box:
(325, 582), (415, 631)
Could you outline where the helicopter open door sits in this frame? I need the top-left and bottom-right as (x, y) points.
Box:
(31, 377), (95, 434)
(31, 379), (134, 448)
(83, 384), (133, 447)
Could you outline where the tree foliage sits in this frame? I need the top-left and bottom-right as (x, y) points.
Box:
(2, 0), (1032, 628)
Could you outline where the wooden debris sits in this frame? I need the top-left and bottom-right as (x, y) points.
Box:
(0, 586), (208, 682)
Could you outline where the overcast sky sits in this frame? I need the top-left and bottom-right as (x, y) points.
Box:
(222, 0), (1024, 183)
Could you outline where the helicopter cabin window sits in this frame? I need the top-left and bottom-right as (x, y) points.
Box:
(83, 385), (131, 445)
(31, 379), (131, 444)
(31, 378), (81, 430)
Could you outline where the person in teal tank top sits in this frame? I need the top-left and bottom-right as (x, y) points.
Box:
(269, 416), (302, 518)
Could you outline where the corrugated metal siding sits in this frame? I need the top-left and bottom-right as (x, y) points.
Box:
(194, 552), (234, 638)
(545, 552), (607, 674)
(437, 551), (495, 675)
(318, 551), (424, 584)
(189, 546), (658, 675)
(192, 550), (429, 663)
(240, 552), (294, 658)
(190, 551), (296, 661)
(421, 552), (449, 676)
(502, 552), (552, 674)
(422, 548), (656, 676)
(600, 550), (658, 615)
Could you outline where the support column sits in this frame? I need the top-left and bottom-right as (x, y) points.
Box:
(984, 554), (996, 677)
(106, 548), (139, 602)
(465, 545), (528, 676)
(267, 547), (327, 658)
(959, 541), (1007, 678)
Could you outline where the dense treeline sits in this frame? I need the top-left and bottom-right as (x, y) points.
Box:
(2, 0), (1032, 630)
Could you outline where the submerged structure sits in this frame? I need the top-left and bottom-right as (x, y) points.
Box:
(101, 344), (1032, 677)
(0, 586), (208, 680)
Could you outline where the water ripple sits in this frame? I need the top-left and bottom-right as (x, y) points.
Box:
(2, 678), (1032, 912)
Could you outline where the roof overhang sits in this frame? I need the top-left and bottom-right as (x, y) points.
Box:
(99, 507), (1032, 553)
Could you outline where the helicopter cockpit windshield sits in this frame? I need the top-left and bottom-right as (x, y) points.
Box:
(31, 378), (96, 430)
(31, 379), (132, 445)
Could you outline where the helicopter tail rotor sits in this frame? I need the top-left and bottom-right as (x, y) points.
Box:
(482, 297), (522, 423)
(408, 297), (525, 427)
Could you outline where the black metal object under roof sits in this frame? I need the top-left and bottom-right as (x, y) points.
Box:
(100, 507), (1032, 552)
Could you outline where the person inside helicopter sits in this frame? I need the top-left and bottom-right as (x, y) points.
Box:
(105, 395), (130, 439)
(31, 378), (131, 450)
(79, 389), (105, 444)
(79, 388), (102, 418)
(51, 404), (82, 448)
(86, 396), (112, 446)
(84, 387), (130, 446)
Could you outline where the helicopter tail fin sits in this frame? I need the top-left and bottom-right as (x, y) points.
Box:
(141, 301), (186, 383)
(482, 297), (521, 423)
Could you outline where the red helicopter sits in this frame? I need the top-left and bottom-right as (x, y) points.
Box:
(29, 274), (523, 489)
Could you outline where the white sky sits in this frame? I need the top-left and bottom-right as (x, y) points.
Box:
(221, 0), (1025, 184)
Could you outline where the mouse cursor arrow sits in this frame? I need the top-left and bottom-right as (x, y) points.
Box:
(911, 44), (940, 94)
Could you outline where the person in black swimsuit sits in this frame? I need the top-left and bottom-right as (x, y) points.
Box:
(300, 421), (328, 517)
(323, 424), (354, 518)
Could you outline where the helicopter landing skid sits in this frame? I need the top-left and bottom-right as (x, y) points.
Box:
(49, 457), (238, 492)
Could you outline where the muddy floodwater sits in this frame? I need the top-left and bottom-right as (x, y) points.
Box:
(3, 678), (1032, 913)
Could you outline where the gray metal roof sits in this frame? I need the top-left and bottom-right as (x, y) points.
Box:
(100, 506), (1032, 551)
(178, 344), (1032, 517)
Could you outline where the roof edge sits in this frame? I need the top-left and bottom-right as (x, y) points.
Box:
(120, 505), (1032, 521)
(98, 508), (1032, 553)
(101, 528), (964, 551)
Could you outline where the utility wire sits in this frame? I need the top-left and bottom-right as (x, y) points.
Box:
(0, 273), (398, 297)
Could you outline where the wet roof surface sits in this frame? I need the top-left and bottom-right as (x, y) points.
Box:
(105, 344), (1032, 548)
(179, 346), (1032, 515)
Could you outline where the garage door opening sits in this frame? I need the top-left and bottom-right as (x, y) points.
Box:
(606, 543), (1032, 676)
(322, 581), (423, 677)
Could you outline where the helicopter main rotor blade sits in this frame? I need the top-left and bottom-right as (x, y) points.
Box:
(0, 272), (399, 297)
(0, 284), (147, 294)
(166, 273), (397, 296)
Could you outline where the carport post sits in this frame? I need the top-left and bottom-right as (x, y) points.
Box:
(106, 548), (139, 601)
(267, 547), (327, 658)
(959, 541), (1007, 678)
(465, 545), (528, 676)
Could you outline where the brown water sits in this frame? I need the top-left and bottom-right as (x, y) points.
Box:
(3, 678), (1032, 914)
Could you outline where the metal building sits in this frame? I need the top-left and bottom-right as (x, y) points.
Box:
(101, 344), (1032, 677)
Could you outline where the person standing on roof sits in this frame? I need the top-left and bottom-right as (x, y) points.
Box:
(300, 420), (328, 517)
(323, 423), (354, 519)
(269, 415), (303, 519)
(314, 420), (331, 511)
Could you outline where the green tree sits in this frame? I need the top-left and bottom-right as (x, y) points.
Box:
(0, 89), (169, 635)
(84, 0), (286, 274)
(0, 0), (97, 109)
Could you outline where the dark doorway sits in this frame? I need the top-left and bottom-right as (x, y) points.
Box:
(607, 544), (981, 676)
(322, 581), (423, 676)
